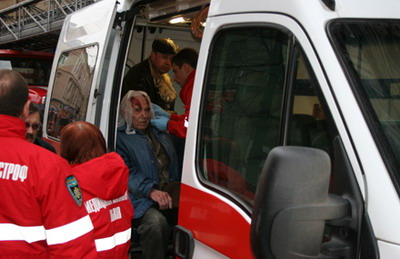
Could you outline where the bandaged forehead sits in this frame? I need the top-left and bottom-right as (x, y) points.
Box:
(130, 95), (149, 109)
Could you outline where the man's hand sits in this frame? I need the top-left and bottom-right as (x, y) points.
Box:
(150, 189), (172, 210)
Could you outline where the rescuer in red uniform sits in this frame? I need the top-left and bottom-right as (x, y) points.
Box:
(150, 48), (198, 139)
(0, 69), (97, 258)
(60, 121), (134, 258)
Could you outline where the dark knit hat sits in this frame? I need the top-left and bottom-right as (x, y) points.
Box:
(152, 38), (178, 55)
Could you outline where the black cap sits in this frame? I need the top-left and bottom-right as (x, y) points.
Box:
(152, 38), (178, 55)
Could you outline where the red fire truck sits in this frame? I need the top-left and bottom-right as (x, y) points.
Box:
(0, 49), (54, 104)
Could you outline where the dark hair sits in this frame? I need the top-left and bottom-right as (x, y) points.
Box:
(172, 48), (198, 69)
(152, 38), (178, 55)
(29, 102), (44, 137)
(29, 102), (40, 115)
(60, 121), (107, 164)
(0, 69), (29, 117)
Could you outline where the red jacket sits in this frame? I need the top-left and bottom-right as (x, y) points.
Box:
(0, 115), (96, 258)
(168, 70), (195, 139)
(72, 152), (134, 258)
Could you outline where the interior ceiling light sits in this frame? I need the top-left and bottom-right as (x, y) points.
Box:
(169, 17), (186, 24)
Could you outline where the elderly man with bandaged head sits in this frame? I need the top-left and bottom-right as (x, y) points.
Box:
(116, 90), (181, 259)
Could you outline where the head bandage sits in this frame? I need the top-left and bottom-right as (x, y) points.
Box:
(118, 90), (155, 134)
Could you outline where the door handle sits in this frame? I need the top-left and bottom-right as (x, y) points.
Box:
(173, 225), (194, 259)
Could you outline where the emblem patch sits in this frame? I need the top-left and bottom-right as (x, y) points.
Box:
(65, 175), (82, 206)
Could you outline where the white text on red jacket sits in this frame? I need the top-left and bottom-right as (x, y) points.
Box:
(0, 162), (28, 182)
(84, 192), (129, 219)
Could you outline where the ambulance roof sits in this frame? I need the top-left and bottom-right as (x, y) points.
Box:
(209, 0), (400, 20)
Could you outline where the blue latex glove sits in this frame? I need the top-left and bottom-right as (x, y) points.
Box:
(152, 103), (170, 118)
(150, 116), (169, 132)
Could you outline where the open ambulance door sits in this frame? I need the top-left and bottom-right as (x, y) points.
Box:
(42, 0), (122, 150)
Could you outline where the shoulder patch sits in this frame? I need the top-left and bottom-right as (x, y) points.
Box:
(65, 175), (82, 207)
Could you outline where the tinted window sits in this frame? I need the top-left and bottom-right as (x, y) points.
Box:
(330, 20), (400, 189)
(198, 27), (289, 203)
(197, 25), (337, 207)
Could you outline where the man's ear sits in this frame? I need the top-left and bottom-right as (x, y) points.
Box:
(150, 51), (156, 61)
(183, 63), (193, 74)
(19, 100), (30, 121)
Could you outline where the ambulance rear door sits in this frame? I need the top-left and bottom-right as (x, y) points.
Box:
(43, 0), (129, 148)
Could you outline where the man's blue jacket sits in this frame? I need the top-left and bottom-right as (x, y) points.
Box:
(116, 124), (181, 219)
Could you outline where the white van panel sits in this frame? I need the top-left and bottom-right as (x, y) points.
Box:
(60, 0), (118, 47)
(209, 0), (400, 19)
(192, 239), (229, 259)
(185, 9), (400, 252)
(64, 2), (115, 42)
(378, 240), (400, 258)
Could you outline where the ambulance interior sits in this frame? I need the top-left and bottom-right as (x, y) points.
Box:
(123, 1), (207, 115)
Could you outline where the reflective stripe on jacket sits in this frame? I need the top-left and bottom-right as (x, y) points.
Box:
(72, 152), (134, 258)
(0, 114), (96, 258)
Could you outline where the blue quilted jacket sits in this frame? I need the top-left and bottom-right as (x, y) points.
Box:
(116, 124), (180, 218)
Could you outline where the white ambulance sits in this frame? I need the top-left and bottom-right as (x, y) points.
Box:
(42, 0), (400, 258)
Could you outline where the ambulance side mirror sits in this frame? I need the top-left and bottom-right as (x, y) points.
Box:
(250, 146), (349, 259)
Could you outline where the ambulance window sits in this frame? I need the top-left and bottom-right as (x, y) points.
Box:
(330, 20), (400, 189)
(198, 25), (338, 206)
(286, 49), (334, 156)
(46, 45), (98, 140)
(198, 26), (290, 202)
